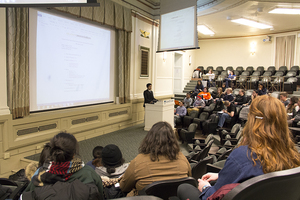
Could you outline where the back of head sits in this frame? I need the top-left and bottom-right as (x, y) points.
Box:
(139, 121), (180, 161)
(240, 95), (300, 173)
(102, 144), (124, 174)
(50, 132), (78, 163)
(92, 146), (103, 167)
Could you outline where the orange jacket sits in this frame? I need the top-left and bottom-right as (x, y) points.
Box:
(198, 92), (212, 100)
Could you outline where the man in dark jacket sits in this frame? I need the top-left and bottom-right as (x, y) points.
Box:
(143, 83), (157, 107)
(234, 89), (247, 106)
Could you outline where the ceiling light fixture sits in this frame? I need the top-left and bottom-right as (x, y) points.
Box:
(197, 25), (215, 35)
(269, 8), (300, 15)
(231, 18), (273, 29)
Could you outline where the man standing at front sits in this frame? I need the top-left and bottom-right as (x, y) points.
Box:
(143, 83), (157, 107)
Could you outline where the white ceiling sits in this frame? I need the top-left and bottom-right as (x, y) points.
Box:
(197, 0), (300, 39)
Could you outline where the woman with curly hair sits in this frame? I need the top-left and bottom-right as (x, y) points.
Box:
(120, 121), (191, 196)
(178, 95), (300, 200)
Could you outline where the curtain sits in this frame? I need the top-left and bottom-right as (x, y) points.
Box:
(7, 8), (30, 119)
(275, 35), (296, 69)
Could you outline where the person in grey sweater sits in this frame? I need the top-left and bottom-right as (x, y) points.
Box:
(183, 93), (193, 108)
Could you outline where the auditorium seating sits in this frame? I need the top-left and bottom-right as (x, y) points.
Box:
(245, 66), (254, 75)
(216, 66), (224, 74)
(226, 66), (234, 72)
(205, 66), (214, 74)
(256, 66), (265, 75)
(183, 110), (199, 128)
(218, 124), (241, 145)
(290, 65), (299, 75)
(178, 123), (198, 144)
(222, 166), (300, 200)
(193, 112), (209, 130)
(236, 66), (244, 74)
(278, 66), (287, 75)
(266, 66), (276, 75)
(285, 71), (297, 81)
(284, 77), (297, 92)
(191, 156), (213, 180)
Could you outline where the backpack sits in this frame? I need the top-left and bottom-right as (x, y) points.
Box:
(22, 179), (102, 200)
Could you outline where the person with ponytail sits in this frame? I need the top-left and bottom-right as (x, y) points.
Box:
(23, 132), (104, 199)
(86, 146), (103, 170)
(178, 95), (300, 200)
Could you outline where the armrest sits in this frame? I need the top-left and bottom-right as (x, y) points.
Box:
(206, 163), (222, 173)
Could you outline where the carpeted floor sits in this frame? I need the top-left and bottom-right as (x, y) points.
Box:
(25, 123), (219, 164)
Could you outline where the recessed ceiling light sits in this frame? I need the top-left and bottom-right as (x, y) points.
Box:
(197, 25), (215, 35)
(269, 8), (300, 15)
(231, 18), (273, 29)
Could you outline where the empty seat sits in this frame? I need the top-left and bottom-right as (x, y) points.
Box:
(233, 70), (240, 76)
(251, 71), (261, 76)
(259, 76), (271, 87)
(183, 110), (199, 128)
(278, 66), (287, 75)
(202, 114), (219, 135)
(274, 71), (284, 77)
(241, 71), (250, 76)
(193, 112), (209, 130)
(236, 76), (247, 89)
(208, 87), (217, 94)
(197, 66), (204, 72)
(232, 89), (240, 96)
(191, 156), (213, 180)
(216, 66), (224, 73)
(262, 71), (272, 77)
(236, 66), (244, 73)
(284, 77), (297, 92)
(290, 65), (299, 75)
(220, 71), (228, 76)
(285, 71), (296, 81)
(248, 76), (260, 89)
(256, 66), (265, 75)
(266, 66), (276, 75)
(213, 70), (220, 76)
(216, 75), (226, 87)
(245, 66), (254, 75)
(226, 66), (234, 72)
(179, 123), (198, 144)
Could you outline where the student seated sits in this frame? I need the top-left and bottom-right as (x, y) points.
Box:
(280, 92), (290, 107)
(120, 122), (191, 196)
(192, 80), (204, 98)
(23, 132), (104, 199)
(183, 93), (193, 108)
(257, 83), (267, 95)
(243, 90), (258, 106)
(198, 87), (212, 100)
(206, 69), (215, 87)
(212, 87), (224, 100)
(224, 71), (236, 88)
(223, 88), (234, 102)
(178, 95), (300, 200)
(287, 97), (300, 126)
(187, 96), (205, 115)
(86, 146), (103, 170)
(217, 101), (236, 128)
(174, 101), (187, 126)
(233, 89), (247, 106)
(95, 144), (129, 178)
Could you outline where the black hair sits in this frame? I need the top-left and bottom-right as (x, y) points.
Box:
(50, 132), (78, 163)
(38, 143), (51, 167)
(103, 158), (125, 174)
(92, 146), (103, 167)
(146, 83), (152, 88)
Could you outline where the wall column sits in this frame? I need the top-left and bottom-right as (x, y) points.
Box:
(0, 8), (10, 115)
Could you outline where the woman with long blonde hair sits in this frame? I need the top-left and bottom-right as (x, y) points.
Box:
(178, 95), (300, 200)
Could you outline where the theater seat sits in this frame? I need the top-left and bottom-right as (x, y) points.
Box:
(278, 66), (287, 75)
(222, 166), (300, 200)
(284, 77), (297, 92)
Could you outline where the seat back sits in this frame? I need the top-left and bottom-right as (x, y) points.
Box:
(274, 71), (284, 77)
(221, 71), (228, 76)
(238, 75), (247, 82)
(197, 66), (204, 72)
(226, 66), (234, 72)
(278, 66), (287, 73)
(267, 66), (276, 75)
(187, 123), (198, 132)
(273, 77), (283, 83)
(233, 89), (240, 96)
(195, 140), (214, 161)
(291, 65), (299, 71)
(251, 71), (260, 76)
(236, 66), (243, 72)
(199, 112), (209, 121)
(286, 71), (296, 77)
(262, 71), (272, 76)
(245, 89), (253, 97)
(286, 77), (297, 83)
(217, 75), (226, 81)
(205, 133), (214, 144)
(233, 70), (240, 76)
(213, 70), (219, 76)
(208, 87), (217, 94)
(223, 166), (300, 200)
(261, 76), (271, 83)
(139, 177), (197, 200)
(191, 156), (214, 180)
(241, 71), (250, 76)
(270, 91), (280, 99)
(230, 124), (241, 135)
(203, 103), (216, 112)
(256, 66), (264, 72)
(216, 66), (223, 72)
(250, 76), (259, 82)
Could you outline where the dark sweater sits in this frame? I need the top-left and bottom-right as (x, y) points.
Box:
(234, 95), (247, 105)
(223, 94), (234, 102)
(200, 146), (264, 200)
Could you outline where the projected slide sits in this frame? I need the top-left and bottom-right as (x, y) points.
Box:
(30, 10), (113, 111)
(160, 6), (196, 51)
(0, 0), (86, 3)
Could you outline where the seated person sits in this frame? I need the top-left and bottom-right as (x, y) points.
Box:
(192, 80), (204, 98)
(221, 82), (226, 93)
(95, 144), (129, 178)
(198, 87), (212, 100)
(86, 146), (103, 170)
(206, 69), (215, 87)
(174, 101), (187, 126)
(212, 87), (224, 100)
(280, 92), (290, 107)
(233, 89), (247, 106)
(223, 88), (234, 102)
(257, 83), (267, 95)
(120, 122), (191, 196)
(224, 71), (236, 88)
(183, 93), (193, 108)
(217, 101), (236, 128)
(187, 95), (206, 115)
(177, 95), (300, 200)
(23, 132), (104, 199)
(243, 90), (258, 106)
(287, 97), (299, 126)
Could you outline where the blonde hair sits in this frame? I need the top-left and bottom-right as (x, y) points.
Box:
(240, 95), (300, 173)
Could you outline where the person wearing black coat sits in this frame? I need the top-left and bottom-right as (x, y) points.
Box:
(143, 83), (157, 107)
(257, 83), (267, 95)
(234, 89), (247, 106)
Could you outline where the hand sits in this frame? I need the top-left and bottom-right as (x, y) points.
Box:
(202, 173), (219, 182)
(235, 102), (238, 105)
(291, 118), (295, 121)
(198, 179), (210, 192)
(176, 114), (179, 116)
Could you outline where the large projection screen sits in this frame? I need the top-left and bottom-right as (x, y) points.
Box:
(29, 9), (115, 112)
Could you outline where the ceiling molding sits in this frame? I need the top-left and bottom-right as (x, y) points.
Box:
(144, 0), (160, 6)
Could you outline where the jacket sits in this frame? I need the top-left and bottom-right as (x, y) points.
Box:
(95, 163), (129, 178)
(234, 95), (247, 105)
(143, 90), (155, 107)
(120, 152), (191, 194)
